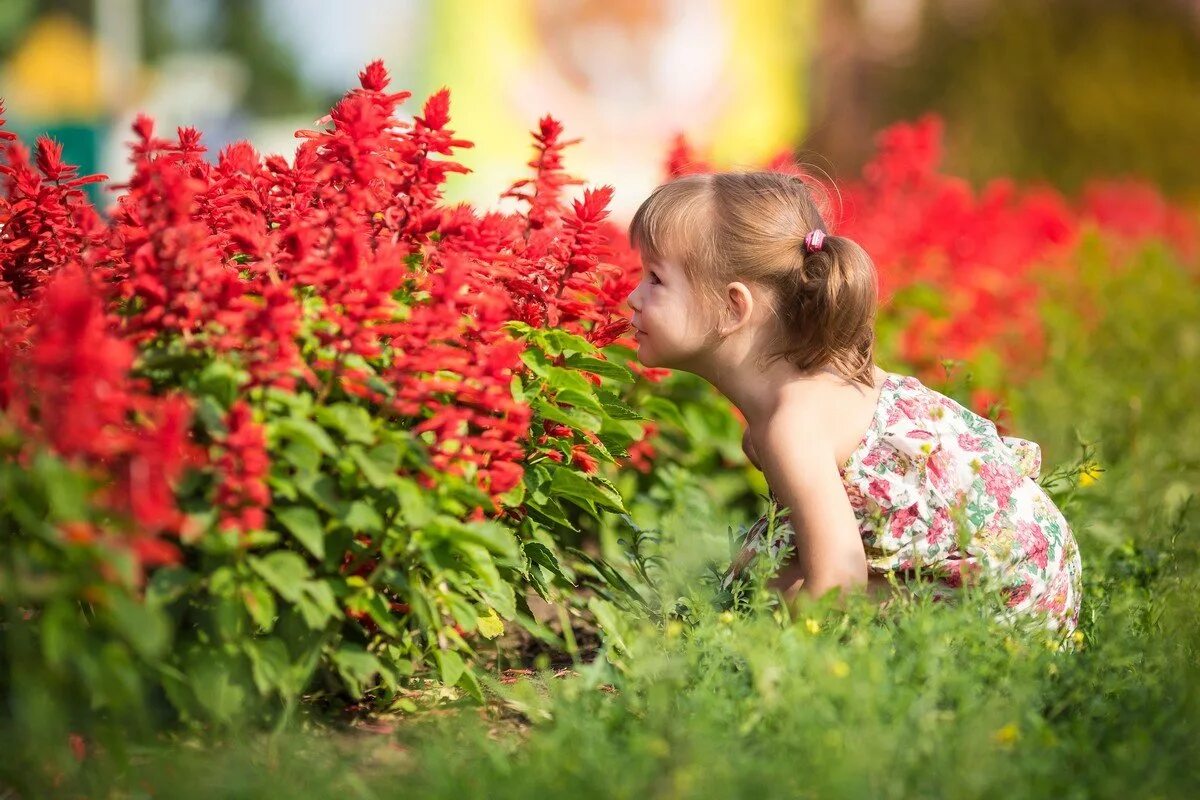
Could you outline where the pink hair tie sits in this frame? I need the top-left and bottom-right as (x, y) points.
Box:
(804, 229), (826, 253)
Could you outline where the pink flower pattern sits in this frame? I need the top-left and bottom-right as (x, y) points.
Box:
(837, 373), (1083, 634)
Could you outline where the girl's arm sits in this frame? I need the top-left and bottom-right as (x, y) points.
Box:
(754, 415), (869, 603)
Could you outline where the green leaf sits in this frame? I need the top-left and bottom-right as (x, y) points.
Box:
(240, 529), (282, 549)
(395, 477), (434, 528)
(187, 646), (252, 723)
(569, 547), (647, 609)
(524, 542), (568, 582)
(447, 593), (479, 632)
(316, 403), (375, 444)
(295, 472), (343, 514)
(194, 396), (229, 435)
(510, 373), (527, 403)
(596, 391), (643, 421)
(357, 590), (400, 637)
(343, 501), (383, 534)
(244, 637), (292, 697)
(433, 648), (465, 687)
(278, 438), (322, 474)
(350, 444), (400, 488)
(523, 497), (579, 532)
(332, 646), (383, 697)
(272, 417), (338, 457)
(519, 346), (551, 378)
(145, 567), (197, 606)
(34, 453), (90, 522)
(563, 354), (634, 383)
(550, 467), (626, 513)
(554, 387), (604, 414)
(275, 506), (325, 560)
(439, 516), (520, 562)
(640, 396), (687, 430)
(588, 596), (629, 654)
(537, 329), (596, 357)
(533, 398), (602, 432)
(295, 580), (340, 630)
(242, 580), (277, 632)
(458, 665), (485, 704)
(196, 360), (242, 407)
(544, 365), (596, 396)
(248, 552), (312, 603)
(108, 593), (169, 659)
(40, 601), (76, 669)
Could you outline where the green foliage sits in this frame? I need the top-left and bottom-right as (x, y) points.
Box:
(875, 0), (1200, 197)
(0, 285), (667, 752)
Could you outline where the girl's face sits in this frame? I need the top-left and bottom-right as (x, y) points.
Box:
(626, 254), (714, 372)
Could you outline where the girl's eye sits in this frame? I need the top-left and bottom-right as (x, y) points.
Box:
(648, 272), (661, 284)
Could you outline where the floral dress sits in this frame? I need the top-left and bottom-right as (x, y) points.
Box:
(726, 372), (1083, 635)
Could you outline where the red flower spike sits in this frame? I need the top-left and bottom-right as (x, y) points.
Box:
(359, 59), (390, 91)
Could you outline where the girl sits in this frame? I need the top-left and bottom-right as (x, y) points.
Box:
(624, 170), (1082, 634)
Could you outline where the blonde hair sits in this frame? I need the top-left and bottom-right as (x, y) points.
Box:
(627, 169), (879, 387)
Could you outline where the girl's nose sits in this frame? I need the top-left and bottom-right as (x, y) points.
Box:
(627, 283), (642, 311)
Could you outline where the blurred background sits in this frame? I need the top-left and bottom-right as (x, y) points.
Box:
(2, 0), (1199, 217)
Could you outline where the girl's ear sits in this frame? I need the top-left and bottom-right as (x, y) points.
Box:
(720, 281), (755, 336)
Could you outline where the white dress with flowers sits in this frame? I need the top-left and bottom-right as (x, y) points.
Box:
(836, 372), (1083, 633)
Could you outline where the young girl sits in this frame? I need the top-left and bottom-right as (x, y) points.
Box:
(625, 170), (1082, 634)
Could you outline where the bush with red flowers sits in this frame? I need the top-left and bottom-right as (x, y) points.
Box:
(0, 64), (663, 728)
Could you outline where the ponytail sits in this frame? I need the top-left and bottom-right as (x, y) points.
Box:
(764, 231), (878, 387)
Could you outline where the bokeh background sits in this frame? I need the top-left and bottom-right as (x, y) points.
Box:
(4, 0), (1199, 219)
(4, 4), (1200, 796)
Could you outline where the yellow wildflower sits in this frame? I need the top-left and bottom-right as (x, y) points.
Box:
(993, 722), (1020, 747)
(1078, 461), (1103, 487)
(805, 618), (821, 635)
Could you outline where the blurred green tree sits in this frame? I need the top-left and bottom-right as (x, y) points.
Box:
(142, 0), (314, 116)
(809, 0), (1200, 202)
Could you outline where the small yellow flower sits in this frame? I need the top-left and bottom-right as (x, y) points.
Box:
(666, 620), (683, 639)
(1078, 461), (1103, 487)
(719, 611), (735, 625)
(829, 659), (850, 678)
(805, 618), (821, 635)
(993, 722), (1020, 747)
(1072, 630), (1085, 645)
